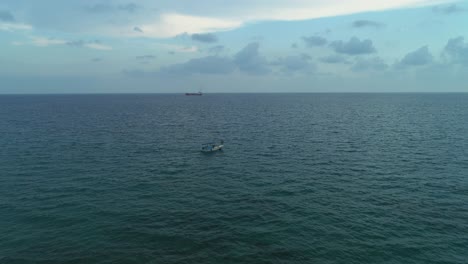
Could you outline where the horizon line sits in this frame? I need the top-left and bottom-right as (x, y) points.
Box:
(1, 91), (467, 95)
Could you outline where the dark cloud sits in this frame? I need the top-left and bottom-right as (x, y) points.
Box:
(320, 55), (350, 64)
(91, 58), (102, 62)
(0, 10), (15, 22)
(351, 57), (388, 71)
(233, 42), (270, 75)
(302, 36), (327, 47)
(272, 54), (315, 73)
(351, 20), (384, 29)
(291, 43), (298, 49)
(157, 42), (270, 76)
(162, 43), (316, 75)
(160, 56), (236, 75)
(398, 46), (433, 66)
(208, 45), (225, 54)
(136, 55), (156, 60)
(330, 37), (376, 55)
(444, 36), (468, 65)
(432, 4), (464, 14)
(133, 26), (143, 33)
(191, 33), (218, 43)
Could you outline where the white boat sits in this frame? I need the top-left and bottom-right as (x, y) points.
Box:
(201, 140), (224, 152)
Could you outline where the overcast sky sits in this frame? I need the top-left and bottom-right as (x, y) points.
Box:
(1, 0), (468, 93)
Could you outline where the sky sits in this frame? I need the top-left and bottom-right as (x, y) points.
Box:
(1, 0), (468, 93)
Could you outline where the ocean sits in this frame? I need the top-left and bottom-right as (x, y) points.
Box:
(1, 93), (467, 263)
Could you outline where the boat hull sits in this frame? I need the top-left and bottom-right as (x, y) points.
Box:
(201, 145), (224, 152)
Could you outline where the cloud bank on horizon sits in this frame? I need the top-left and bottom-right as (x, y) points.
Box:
(1, 0), (467, 93)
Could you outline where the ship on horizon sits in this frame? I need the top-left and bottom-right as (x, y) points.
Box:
(185, 90), (203, 96)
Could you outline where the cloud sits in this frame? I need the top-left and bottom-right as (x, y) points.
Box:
(32, 37), (67, 47)
(160, 56), (236, 75)
(91, 58), (102, 62)
(291, 43), (298, 49)
(432, 4), (464, 14)
(320, 55), (350, 64)
(443, 36), (468, 65)
(86, 3), (139, 13)
(133, 26), (143, 33)
(27, 37), (113, 50)
(272, 54), (315, 73)
(351, 57), (388, 71)
(66, 40), (85, 47)
(233, 42), (270, 75)
(156, 43), (198, 53)
(118, 3), (139, 13)
(161, 43), (316, 76)
(11, 41), (24, 46)
(0, 22), (32, 31)
(136, 55), (156, 60)
(66, 40), (112, 50)
(135, 55), (156, 64)
(10, 0), (452, 39)
(0, 10), (14, 22)
(330, 37), (376, 55)
(111, 0), (449, 38)
(85, 4), (113, 13)
(351, 20), (384, 28)
(85, 43), (112, 50)
(398, 46), (433, 66)
(136, 14), (242, 38)
(302, 36), (327, 47)
(208, 45), (225, 53)
(122, 69), (152, 78)
(191, 33), (218, 43)
(158, 42), (270, 75)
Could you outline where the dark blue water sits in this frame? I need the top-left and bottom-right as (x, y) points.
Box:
(1, 94), (467, 264)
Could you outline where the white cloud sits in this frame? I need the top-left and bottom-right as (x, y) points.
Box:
(11, 41), (25, 46)
(239, 0), (449, 21)
(6, 0), (452, 39)
(84, 43), (113, 50)
(127, 0), (451, 38)
(0, 22), (32, 31)
(31, 37), (67, 46)
(132, 13), (243, 38)
(178, 46), (198, 53)
(25, 37), (113, 50)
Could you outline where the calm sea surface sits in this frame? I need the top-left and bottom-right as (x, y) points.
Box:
(1, 94), (467, 264)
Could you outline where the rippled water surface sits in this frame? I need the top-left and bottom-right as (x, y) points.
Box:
(1, 94), (467, 263)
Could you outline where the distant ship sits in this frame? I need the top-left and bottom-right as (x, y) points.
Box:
(185, 89), (202, 96)
(185, 92), (202, 96)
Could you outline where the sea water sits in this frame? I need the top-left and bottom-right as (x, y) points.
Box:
(1, 94), (467, 263)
